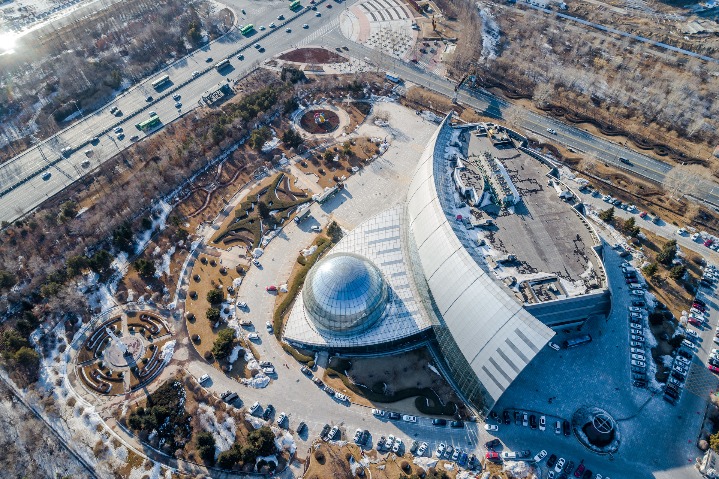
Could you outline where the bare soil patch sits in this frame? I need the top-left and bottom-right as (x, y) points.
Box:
(279, 47), (346, 64)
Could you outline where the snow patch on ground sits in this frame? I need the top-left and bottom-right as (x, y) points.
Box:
(135, 201), (172, 255)
(428, 364), (441, 376)
(154, 246), (175, 278)
(198, 403), (236, 454)
(228, 345), (243, 364)
(477, 3), (501, 61)
(275, 431), (297, 454)
(503, 460), (534, 478)
(242, 374), (270, 388)
(262, 136), (280, 153)
(160, 340), (176, 364)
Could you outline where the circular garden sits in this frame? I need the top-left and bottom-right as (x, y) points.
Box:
(75, 310), (172, 395)
(299, 109), (340, 134)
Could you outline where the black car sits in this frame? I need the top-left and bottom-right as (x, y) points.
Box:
(361, 430), (370, 445)
(485, 438), (501, 450)
(388, 411), (401, 420)
(320, 424), (330, 437)
(632, 300), (646, 307)
(489, 411), (499, 421)
(564, 460), (574, 474)
(450, 420), (465, 428)
(695, 299), (707, 307)
(547, 454), (557, 468)
(563, 419), (571, 436)
(262, 404), (274, 420)
(432, 418), (447, 426)
(710, 357), (719, 367)
(145, 96), (153, 102)
(529, 414), (537, 429)
(296, 421), (307, 434)
(514, 411), (521, 425)
(582, 470), (593, 479)
(503, 410), (511, 425)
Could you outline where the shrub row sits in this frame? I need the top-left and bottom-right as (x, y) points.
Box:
(281, 341), (313, 364)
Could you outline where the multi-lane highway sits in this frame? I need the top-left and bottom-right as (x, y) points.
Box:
(0, 0), (347, 222)
(1, 0), (718, 224)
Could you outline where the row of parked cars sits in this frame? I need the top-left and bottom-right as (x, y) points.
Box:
(543, 453), (610, 479)
(301, 366), (349, 402)
(490, 409), (571, 436)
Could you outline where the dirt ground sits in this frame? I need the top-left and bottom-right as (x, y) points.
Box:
(296, 136), (379, 189)
(278, 48), (346, 64)
(185, 253), (242, 359)
(321, 348), (463, 416)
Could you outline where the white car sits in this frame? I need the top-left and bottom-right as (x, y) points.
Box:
(335, 393), (348, 402)
(631, 290), (645, 296)
(555, 457), (566, 473)
(629, 306), (642, 312)
(539, 415), (546, 431)
(631, 353), (645, 361)
(269, 22), (276, 28)
(286, 27), (291, 32)
(266, 321), (273, 331)
(248, 332), (259, 340)
(392, 438), (402, 453)
(259, 25), (266, 30)
(685, 329), (699, 339)
(417, 442), (428, 456)
(631, 359), (646, 367)
(435, 442), (446, 457)
(237, 301), (248, 308)
(192, 71), (200, 77)
(175, 102), (182, 108)
(548, 341), (561, 351)
(311, 225), (322, 232)
(113, 127), (123, 133)
(555, 420), (562, 434)
(533, 449), (547, 463)
(303, 23), (309, 28)
(484, 424), (499, 432)
(402, 415), (417, 423)
(262, 366), (276, 375)
(546, 128), (557, 134)
(198, 374), (210, 384)
(372, 408), (385, 417)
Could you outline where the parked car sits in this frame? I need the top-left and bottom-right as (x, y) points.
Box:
(574, 463), (585, 477)
(503, 410), (511, 424)
(485, 438), (501, 449)
(547, 454), (558, 468)
(417, 442), (428, 456)
(388, 411), (401, 420)
(563, 420), (571, 436)
(486, 451), (501, 462)
(402, 414), (417, 423)
(485, 424), (499, 432)
(432, 418), (447, 426)
(436, 442), (446, 457)
(555, 458), (566, 473)
(276, 412), (287, 426)
(450, 420), (465, 428)
(555, 420), (562, 434)
(262, 404), (274, 420)
(539, 415), (546, 431)
(534, 450), (547, 463)
(266, 285), (277, 292)
(296, 421), (306, 433)
(372, 408), (386, 417)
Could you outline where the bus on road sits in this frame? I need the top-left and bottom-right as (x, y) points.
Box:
(135, 115), (161, 131)
(151, 74), (170, 90)
(385, 72), (401, 83)
(240, 24), (254, 35)
(290, 0), (301, 10)
(215, 59), (230, 71)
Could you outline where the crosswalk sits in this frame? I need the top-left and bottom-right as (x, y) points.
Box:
(297, 18), (339, 46)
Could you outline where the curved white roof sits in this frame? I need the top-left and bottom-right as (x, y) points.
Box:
(406, 115), (555, 406)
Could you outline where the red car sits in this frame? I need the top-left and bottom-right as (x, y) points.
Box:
(688, 318), (702, 327)
(639, 211), (648, 218)
(574, 463), (586, 477)
(693, 303), (707, 311)
(266, 285), (277, 292)
(705, 239), (714, 247)
(709, 365), (719, 374)
(486, 451), (501, 462)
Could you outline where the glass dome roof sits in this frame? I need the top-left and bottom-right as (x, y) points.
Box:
(304, 252), (389, 335)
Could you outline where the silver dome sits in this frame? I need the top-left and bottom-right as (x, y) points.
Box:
(304, 252), (389, 335)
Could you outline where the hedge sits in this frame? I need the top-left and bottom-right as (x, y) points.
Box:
(281, 341), (313, 364)
(326, 368), (457, 417)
